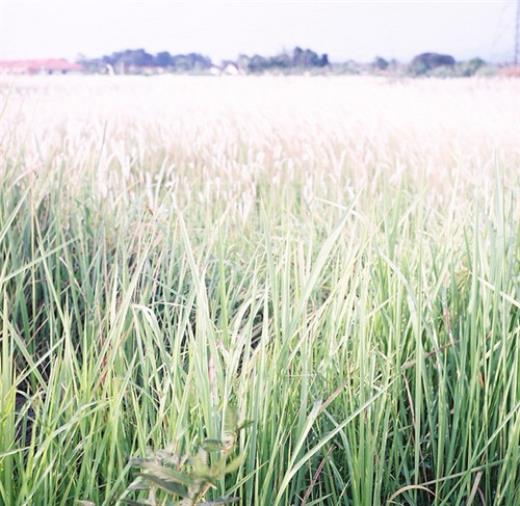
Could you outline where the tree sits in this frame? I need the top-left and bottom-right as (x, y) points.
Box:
(409, 52), (456, 75)
(155, 51), (173, 68)
(292, 47), (328, 68)
(372, 56), (389, 71)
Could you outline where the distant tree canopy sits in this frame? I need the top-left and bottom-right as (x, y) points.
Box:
(239, 47), (329, 73)
(407, 52), (488, 77)
(80, 47), (329, 74)
(103, 49), (155, 68)
(409, 52), (456, 75)
(77, 48), (491, 78)
(372, 56), (389, 71)
(95, 49), (212, 72)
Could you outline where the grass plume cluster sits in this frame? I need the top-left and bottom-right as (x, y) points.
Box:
(0, 76), (519, 505)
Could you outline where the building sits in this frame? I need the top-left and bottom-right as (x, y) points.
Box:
(0, 59), (83, 75)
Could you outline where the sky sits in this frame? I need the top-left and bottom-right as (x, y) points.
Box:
(0, 0), (517, 63)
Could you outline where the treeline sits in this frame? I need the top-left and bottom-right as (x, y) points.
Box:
(79, 49), (212, 73)
(79, 47), (329, 74)
(78, 48), (493, 77)
(235, 47), (329, 73)
(406, 53), (487, 77)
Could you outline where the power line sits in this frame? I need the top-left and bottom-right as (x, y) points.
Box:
(516, 0), (520, 64)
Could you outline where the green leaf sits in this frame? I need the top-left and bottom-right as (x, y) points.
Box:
(129, 457), (152, 467)
(201, 439), (226, 452)
(199, 497), (240, 505)
(191, 449), (210, 477)
(138, 474), (190, 498)
(224, 407), (238, 433)
(141, 462), (196, 487)
(236, 420), (254, 432)
(127, 480), (148, 491)
(224, 454), (245, 474)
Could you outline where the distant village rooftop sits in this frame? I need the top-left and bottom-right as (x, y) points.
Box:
(0, 59), (82, 74)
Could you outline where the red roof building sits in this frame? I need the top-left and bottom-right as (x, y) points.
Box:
(0, 59), (83, 74)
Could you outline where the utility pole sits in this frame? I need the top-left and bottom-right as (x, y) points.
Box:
(516, 0), (520, 64)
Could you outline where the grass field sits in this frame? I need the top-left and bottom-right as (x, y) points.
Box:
(0, 75), (519, 505)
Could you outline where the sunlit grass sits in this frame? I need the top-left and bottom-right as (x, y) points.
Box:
(0, 75), (519, 505)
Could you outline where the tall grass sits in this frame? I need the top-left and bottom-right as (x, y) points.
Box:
(0, 76), (519, 505)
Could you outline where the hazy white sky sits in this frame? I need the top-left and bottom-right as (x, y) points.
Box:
(0, 1), (516, 63)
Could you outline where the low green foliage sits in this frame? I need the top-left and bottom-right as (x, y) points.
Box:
(121, 408), (249, 505)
